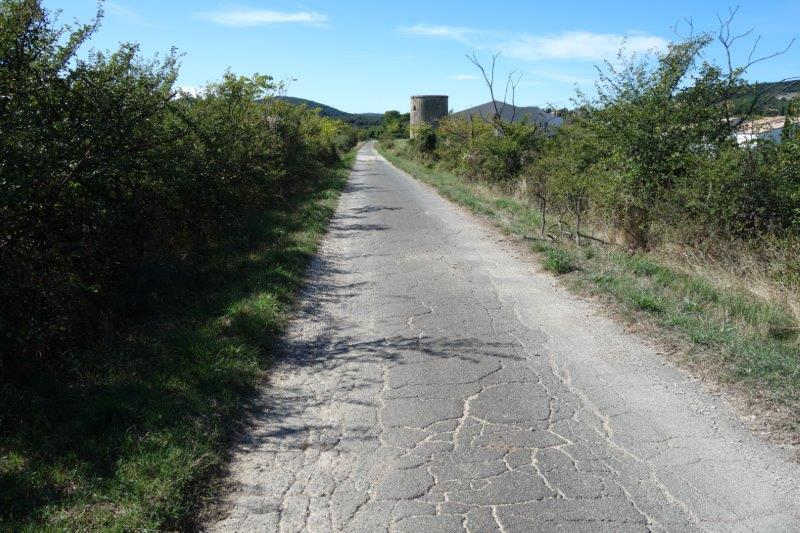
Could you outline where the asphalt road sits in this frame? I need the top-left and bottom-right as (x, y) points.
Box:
(211, 142), (800, 532)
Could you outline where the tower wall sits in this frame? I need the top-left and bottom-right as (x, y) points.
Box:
(410, 95), (448, 138)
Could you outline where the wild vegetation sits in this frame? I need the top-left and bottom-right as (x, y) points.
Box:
(406, 32), (800, 252)
(381, 15), (800, 436)
(0, 0), (357, 529)
(361, 109), (411, 142)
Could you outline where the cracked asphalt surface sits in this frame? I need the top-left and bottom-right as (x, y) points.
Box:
(210, 142), (800, 532)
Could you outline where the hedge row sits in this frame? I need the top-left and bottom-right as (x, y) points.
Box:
(0, 1), (357, 375)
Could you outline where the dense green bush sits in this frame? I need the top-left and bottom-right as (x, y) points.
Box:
(360, 110), (409, 140)
(525, 35), (800, 250)
(543, 248), (576, 274)
(0, 0), (356, 376)
(687, 136), (800, 238)
(410, 122), (437, 157)
(415, 114), (545, 183)
(380, 110), (410, 139)
(404, 29), (799, 254)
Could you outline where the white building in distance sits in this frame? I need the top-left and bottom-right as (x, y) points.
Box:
(734, 116), (796, 145)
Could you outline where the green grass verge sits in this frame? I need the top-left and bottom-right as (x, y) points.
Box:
(377, 141), (800, 426)
(0, 151), (355, 531)
(543, 248), (577, 275)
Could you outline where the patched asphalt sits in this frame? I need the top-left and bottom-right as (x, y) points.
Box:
(210, 142), (800, 532)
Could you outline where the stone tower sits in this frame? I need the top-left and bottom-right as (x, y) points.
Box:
(409, 95), (448, 138)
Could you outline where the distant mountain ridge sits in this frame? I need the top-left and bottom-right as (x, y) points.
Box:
(275, 96), (383, 126)
(730, 80), (800, 116)
(451, 101), (564, 129)
(276, 79), (797, 130)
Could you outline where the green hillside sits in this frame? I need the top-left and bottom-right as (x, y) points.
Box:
(731, 80), (800, 116)
(275, 96), (383, 126)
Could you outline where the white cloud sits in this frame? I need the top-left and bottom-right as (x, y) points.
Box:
(399, 24), (484, 43)
(197, 9), (328, 27)
(527, 69), (595, 85)
(500, 31), (667, 61)
(450, 74), (479, 81)
(107, 2), (151, 26)
(401, 24), (667, 62)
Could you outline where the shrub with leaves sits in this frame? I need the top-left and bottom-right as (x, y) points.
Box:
(421, 115), (545, 183)
(410, 122), (437, 157)
(418, 14), (797, 254)
(0, 0), (357, 377)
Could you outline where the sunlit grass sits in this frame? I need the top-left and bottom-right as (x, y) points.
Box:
(0, 151), (355, 531)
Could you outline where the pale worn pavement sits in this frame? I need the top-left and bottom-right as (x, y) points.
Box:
(210, 142), (800, 532)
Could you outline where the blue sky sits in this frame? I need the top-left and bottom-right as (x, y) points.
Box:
(50, 1), (799, 113)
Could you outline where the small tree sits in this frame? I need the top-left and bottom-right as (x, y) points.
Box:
(585, 13), (793, 249)
(380, 110), (409, 139)
(409, 122), (437, 157)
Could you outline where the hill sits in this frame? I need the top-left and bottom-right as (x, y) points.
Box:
(275, 96), (383, 126)
(730, 80), (800, 116)
(451, 101), (564, 129)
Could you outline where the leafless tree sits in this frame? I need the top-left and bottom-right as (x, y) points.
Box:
(670, 7), (796, 140)
(467, 51), (522, 134)
(719, 7), (795, 130)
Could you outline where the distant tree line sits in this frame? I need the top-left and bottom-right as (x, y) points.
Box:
(728, 80), (800, 117)
(362, 110), (410, 140)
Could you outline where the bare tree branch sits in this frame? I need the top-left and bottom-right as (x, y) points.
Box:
(506, 71), (523, 124)
(467, 51), (525, 134)
(468, 50), (512, 133)
(714, 6), (796, 134)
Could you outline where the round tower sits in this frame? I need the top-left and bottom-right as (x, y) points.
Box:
(410, 95), (448, 138)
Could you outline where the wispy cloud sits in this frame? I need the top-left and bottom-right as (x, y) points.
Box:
(401, 24), (667, 62)
(450, 74), (479, 81)
(107, 2), (152, 26)
(500, 31), (667, 61)
(399, 24), (485, 43)
(527, 69), (595, 85)
(197, 9), (328, 27)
